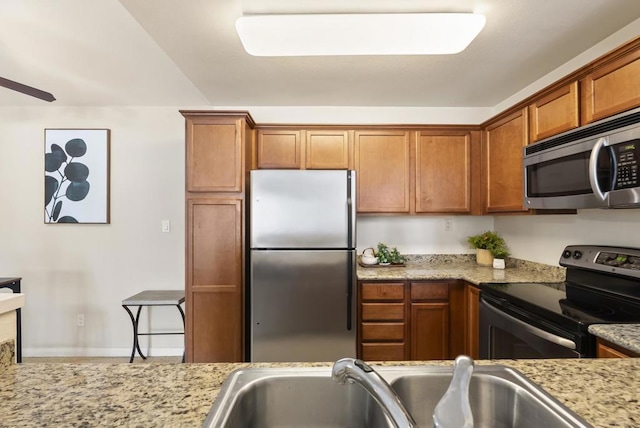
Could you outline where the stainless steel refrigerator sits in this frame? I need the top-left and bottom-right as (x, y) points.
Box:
(249, 169), (356, 362)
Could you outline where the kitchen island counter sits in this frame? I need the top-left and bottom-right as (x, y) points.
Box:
(1, 358), (638, 427)
(357, 255), (566, 284)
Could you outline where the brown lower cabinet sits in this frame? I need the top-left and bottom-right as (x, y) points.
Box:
(596, 338), (640, 358)
(360, 282), (407, 360)
(358, 279), (481, 361)
(465, 284), (480, 359)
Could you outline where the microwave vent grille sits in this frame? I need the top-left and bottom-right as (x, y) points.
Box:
(526, 109), (640, 156)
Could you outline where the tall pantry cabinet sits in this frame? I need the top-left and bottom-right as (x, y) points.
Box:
(181, 111), (254, 362)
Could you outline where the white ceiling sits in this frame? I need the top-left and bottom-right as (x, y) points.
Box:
(2, 0), (640, 109)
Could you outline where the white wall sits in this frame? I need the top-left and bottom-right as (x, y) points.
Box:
(0, 107), (185, 356)
(358, 215), (494, 255)
(495, 210), (640, 266)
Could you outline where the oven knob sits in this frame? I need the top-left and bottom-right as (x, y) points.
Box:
(572, 250), (583, 259)
(562, 250), (572, 259)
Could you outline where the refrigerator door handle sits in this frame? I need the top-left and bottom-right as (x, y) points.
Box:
(347, 253), (353, 331)
(347, 171), (355, 249)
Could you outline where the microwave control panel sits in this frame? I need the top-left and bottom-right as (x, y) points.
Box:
(613, 140), (639, 189)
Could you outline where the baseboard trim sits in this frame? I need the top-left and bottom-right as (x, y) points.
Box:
(23, 347), (184, 357)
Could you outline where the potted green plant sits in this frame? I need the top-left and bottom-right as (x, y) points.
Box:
(376, 242), (405, 265)
(467, 231), (509, 266)
(491, 247), (510, 269)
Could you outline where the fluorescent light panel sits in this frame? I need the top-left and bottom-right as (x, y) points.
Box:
(235, 13), (486, 57)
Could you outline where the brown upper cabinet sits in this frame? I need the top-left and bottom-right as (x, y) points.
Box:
(482, 108), (529, 214)
(355, 130), (411, 213)
(528, 82), (579, 143)
(416, 130), (480, 214)
(186, 116), (245, 193)
(257, 129), (302, 169)
(581, 47), (640, 124)
(305, 130), (351, 169)
(256, 128), (352, 170)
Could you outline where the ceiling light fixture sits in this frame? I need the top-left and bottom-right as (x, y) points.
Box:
(235, 13), (486, 57)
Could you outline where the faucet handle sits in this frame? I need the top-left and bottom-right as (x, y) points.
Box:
(433, 355), (474, 428)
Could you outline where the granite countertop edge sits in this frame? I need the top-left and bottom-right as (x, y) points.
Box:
(589, 324), (640, 355)
(0, 358), (638, 427)
(356, 254), (567, 285)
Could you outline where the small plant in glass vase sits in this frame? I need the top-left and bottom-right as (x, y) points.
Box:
(376, 242), (406, 265)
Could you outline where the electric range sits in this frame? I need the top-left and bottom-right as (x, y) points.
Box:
(479, 245), (640, 358)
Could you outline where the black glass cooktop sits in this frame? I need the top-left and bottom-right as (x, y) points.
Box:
(480, 281), (640, 331)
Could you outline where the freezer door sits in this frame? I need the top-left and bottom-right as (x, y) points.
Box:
(251, 170), (355, 249)
(250, 250), (356, 362)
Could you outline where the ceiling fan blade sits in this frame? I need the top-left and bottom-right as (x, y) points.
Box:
(0, 76), (55, 102)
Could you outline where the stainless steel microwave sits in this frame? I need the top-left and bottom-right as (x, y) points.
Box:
(523, 107), (640, 209)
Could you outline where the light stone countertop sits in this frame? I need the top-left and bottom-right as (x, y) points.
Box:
(0, 359), (639, 427)
(589, 324), (640, 355)
(0, 339), (14, 367)
(357, 254), (566, 284)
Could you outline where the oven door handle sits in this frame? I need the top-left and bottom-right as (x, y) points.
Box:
(483, 299), (577, 350)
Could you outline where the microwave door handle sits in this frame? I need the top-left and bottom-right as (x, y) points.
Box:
(589, 137), (608, 202)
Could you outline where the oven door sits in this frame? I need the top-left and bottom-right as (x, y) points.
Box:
(479, 295), (584, 359)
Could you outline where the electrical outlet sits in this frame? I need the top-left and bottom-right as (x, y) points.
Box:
(76, 313), (85, 327)
(444, 218), (453, 232)
(162, 220), (171, 233)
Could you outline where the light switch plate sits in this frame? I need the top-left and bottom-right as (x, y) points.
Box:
(162, 220), (171, 233)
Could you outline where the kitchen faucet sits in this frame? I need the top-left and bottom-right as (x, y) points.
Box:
(332, 358), (417, 428)
(331, 356), (474, 428)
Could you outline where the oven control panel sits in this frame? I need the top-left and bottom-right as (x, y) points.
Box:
(560, 245), (640, 278)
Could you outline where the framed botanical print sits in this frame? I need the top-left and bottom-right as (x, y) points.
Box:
(44, 129), (110, 224)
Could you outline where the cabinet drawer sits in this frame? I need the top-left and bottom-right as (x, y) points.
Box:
(362, 322), (405, 340)
(362, 282), (404, 301)
(410, 282), (448, 301)
(362, 303), (404, 321)
(362, 343), (405, 361)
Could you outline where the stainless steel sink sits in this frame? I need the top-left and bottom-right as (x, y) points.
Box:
(203, 365), (593, 428)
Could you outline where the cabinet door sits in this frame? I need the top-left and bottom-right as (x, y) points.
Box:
(596, 338), (638, 358)
(306, 130), (351, 169)
(257, 129), (302, 169)
(416, 131), (473, 213)
(483, 108), (529, 213)
(186, 117), (243, 192)
(410, 302), (449, 360)
(355, 130), (411, 213)
(529, 82), (579, 142)
(581, 48), (640, 124)
(186, 198), (243, 362)
(597, 342), (629, 358)
(465, 285), (480, 359)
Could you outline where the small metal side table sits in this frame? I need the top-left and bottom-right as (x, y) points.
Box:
(122, 290), (185, 363)
(0, 277), (22, 363)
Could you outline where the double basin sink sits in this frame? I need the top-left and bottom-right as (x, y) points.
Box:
(203, 364), (593, 427)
